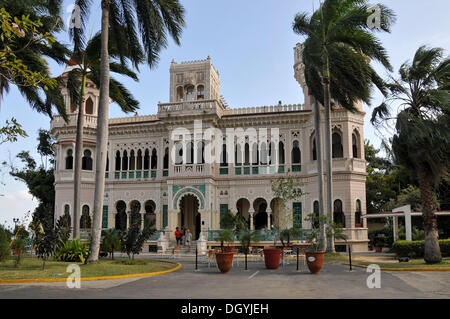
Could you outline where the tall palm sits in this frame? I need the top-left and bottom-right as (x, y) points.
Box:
(372, 46), (450, 263)
(72, 0), (185, 263)
(0, 0), (69, 119)
(65, 31), (141, 239)
(293, 0), (395, 251)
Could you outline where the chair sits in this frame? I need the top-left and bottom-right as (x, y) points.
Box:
(207, 249), (217, 268)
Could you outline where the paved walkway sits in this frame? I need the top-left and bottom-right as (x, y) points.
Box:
(0, 255), (449, 299)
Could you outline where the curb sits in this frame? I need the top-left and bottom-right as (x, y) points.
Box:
(343, 263), (450, 271)
(0, 262), (182, 284)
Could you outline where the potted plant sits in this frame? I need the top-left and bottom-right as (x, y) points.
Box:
(374, 236), (385, 253)
(305, 213), (347, 274)
(214, 229), (235, 274)
(239, 229), (261, 271)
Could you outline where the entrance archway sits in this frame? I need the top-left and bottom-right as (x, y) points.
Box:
(253, 198), (268, 230)
(236, 198), (251, 229)
(179, 194), (201, 240)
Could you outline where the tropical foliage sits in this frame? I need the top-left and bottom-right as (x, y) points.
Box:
(371, 46), (450, 263)
(101, 228), (120, 259)
(119, 218), (155, 259)
(56, 238), (89, 263)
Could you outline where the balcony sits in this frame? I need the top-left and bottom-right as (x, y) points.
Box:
(51, 114), (98, 130)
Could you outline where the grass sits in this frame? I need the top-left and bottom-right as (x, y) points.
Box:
(351, 257), (450, 269)
(0, 256), (178, 281)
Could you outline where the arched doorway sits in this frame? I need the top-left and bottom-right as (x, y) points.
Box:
(179, 194), (201, 240)
(236, 198), (250, 229)
(144, 200), (156, 230)
(253, 198), (268, 230)
(115, 200), (127, 231)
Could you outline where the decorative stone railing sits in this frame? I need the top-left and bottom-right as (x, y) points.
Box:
(222, 104), (304, 115)
(51, 114), (98, 130)
(109, 114), (158, 125)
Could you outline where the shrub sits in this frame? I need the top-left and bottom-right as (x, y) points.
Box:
(392, 239), (450, 258)
(56, 239), (89, 263)
(0, 226), (11, 262)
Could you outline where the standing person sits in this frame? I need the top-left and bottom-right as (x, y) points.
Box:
(185, 229), (192, 252)
(181, 227), (186, 246)
(174, 227), (182, 246)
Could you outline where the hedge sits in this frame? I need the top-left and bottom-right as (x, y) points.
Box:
(392, 239), (450, 258)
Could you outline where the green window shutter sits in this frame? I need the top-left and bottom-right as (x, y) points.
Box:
(220, 204), (228, 229)
(102, 206), (108, 229)
(293, 202), (302, 229)
(163, 205), (168, 228)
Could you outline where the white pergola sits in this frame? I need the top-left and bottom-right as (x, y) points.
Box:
(363, 205), (450, 241)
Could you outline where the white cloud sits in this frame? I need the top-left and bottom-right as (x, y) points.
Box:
(0, 188), (37, 229)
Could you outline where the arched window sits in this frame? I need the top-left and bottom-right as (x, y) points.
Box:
(129, 150), (135, 170)
(292, 140), (301, 164)
(115, 200), (127, 231)
(197, 85), (205, 100)
(311, 136), (317, 161)
(144, 149), (150, 170)
(333, 199), (345, 228)
(176, 86), (184, 101)
(151, 148), (158, 169)
(355, 199), (362, 227)
(279, 141), (285, 164)
(80, 205), (91, 229)
(63, 204), (71, 228)
(164, 147), (169, 169)
(244, 143), (250, 165)
(197, 142), (205, 164)
(186, 85), (195, 101)
(260, 142), (268, 165)
(175, 143), (183, 165)
(352, 131), (360, 158)
(115, 151), (121, 171)
(82, 150), (93, 170)
(268, 142), (276, 165)
(186, 142), (194, 164)
(251, 143), (259, 165)
(332, 132), (343, 158)
(85, 97), (94, 115)
(130, 200), (141, 228)
(136, 150), (143, 170)
(144, 200), (156, 230)
(122, 150), (129, 171)
(66, 149), (73, 170)
(235, 144), (242, 166)
(220, 144), (228, 167)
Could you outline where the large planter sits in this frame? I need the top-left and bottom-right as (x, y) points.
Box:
(305, 251), (325, 274)
(223, 245), (235, 253)
(374, 246), (383, 253)
(215, 252), (234, 274)
(263, 248), (282, 269)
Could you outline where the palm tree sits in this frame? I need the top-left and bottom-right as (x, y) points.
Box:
(101, 228), (121, 259)
(372, 46), (450, 264)
(0, 0), (69, 119)
(292, 0), (395, 251)
(64, 31), (141, 239)
(72, 0), (185, 263)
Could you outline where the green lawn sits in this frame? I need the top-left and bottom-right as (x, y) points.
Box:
(0, 257), (178, 281)
(353, 257), (450, 269)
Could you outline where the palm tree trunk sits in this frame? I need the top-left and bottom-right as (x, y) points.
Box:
(87, 0), (110, 263)
(322, 77), (335, 252)
(312, 96), (326, 250)
(73, 74), (86, 239)
(417, 165), (442, 263)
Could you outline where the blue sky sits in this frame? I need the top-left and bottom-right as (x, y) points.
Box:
(1, 0), (450, 228)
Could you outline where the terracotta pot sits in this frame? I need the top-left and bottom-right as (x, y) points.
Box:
(263, 248), (282, 269)
(305, 251), (325, 274)
(215, 252), (234, 274)
(374, 246), (382, 253)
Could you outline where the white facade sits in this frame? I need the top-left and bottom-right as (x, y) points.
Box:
(51, 49), (369, 251)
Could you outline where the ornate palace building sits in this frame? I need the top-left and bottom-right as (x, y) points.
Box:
(51, 44), (369, 252)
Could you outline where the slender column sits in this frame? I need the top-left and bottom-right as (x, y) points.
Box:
(393, 216), (398, 242)
(266, 208), (272, 229)
(249, 210), (255, 230)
